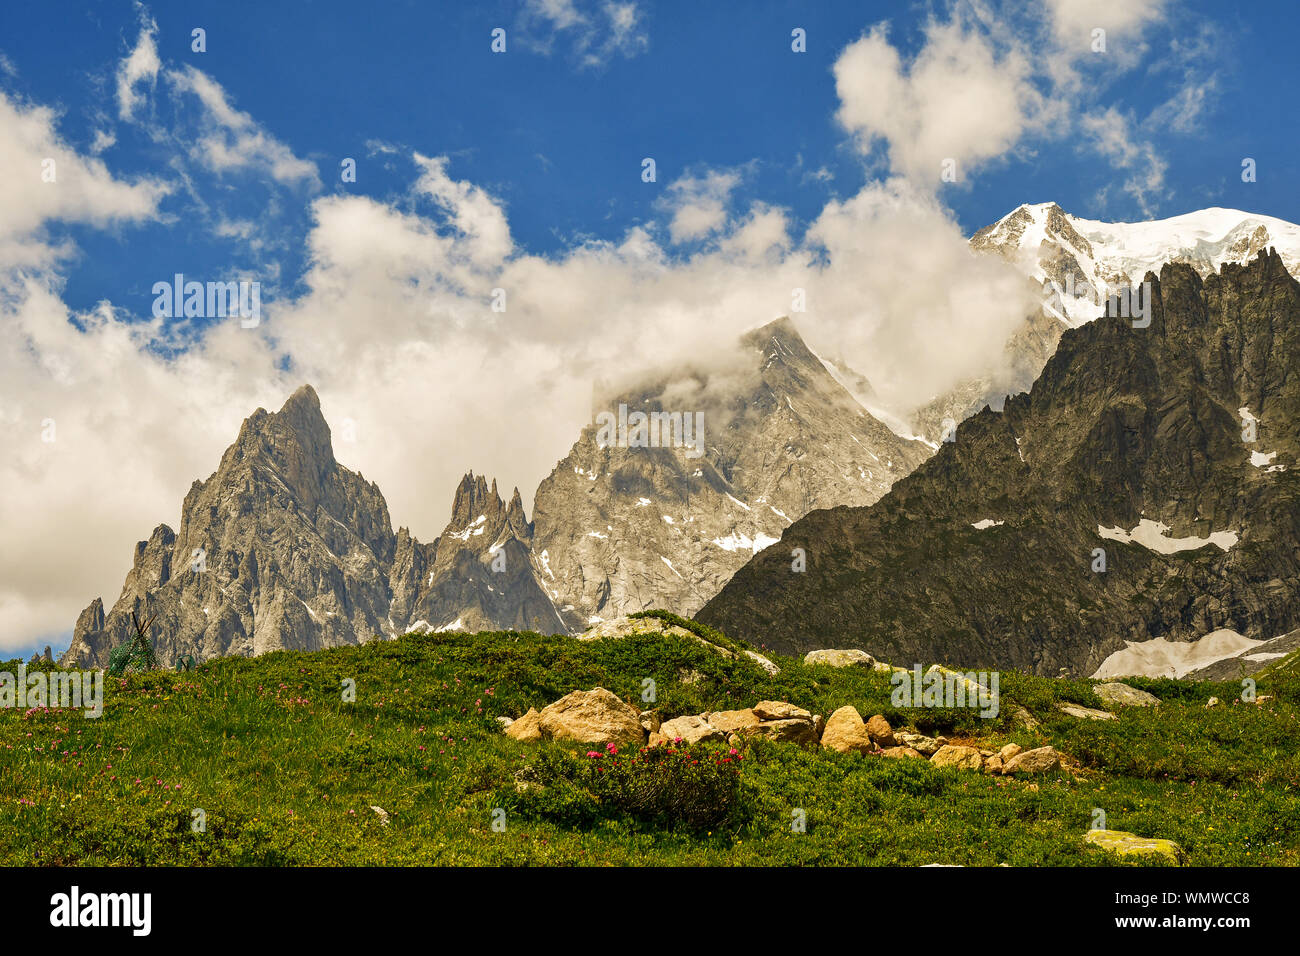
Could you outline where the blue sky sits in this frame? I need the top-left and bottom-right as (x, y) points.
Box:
(2, 0), (1296, 317)
(1, 0), (1298, 658)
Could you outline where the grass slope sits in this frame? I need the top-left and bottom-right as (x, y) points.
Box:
(1, 624), (1297, 866)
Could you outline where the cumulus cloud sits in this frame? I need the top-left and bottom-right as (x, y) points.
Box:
(657, 168), (745, 244)
(0, 91), (168, 269)
(835, 19), (1042, 186)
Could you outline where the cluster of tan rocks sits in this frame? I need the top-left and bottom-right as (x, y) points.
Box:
(498, 687), (1061, 775)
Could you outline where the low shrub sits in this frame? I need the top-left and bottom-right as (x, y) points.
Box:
(508, 741), (749, 831)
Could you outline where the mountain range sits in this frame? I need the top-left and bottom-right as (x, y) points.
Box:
(700, 249), (1300, 677)
(63, 317), (928, 666)
(63, 202), (1300, 675)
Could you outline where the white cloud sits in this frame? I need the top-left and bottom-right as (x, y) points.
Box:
(116, 10), (160, 121)
(658, 168), (744, 244)
(0, 91), (168, 269)
(520, 0), (649, 67)
(168, 66), (320, 188)
(834, 19), (1042, 186)
(1080, 107), (1168, 214)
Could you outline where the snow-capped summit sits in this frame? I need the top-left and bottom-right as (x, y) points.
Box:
(973, 201), (1300, 325)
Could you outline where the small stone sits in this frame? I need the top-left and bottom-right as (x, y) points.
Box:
(370, 806), (389, 825)
(1206, 697), (1221, 708)
(999, 743), (1022, 762)
(984, 755), (1003, 774)
(1057, 702), (1117, 721)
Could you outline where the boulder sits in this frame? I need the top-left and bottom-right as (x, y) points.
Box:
(752, 718), (819, 746)
(998, 743), (1022, 762)
(1094, 682), (1161, 707)
(753, 700), (812, 721)
(1085, 829), (1189, 866)
(804, 649), (876, 669)
(504, 707), (542, 742)
(706, 709), (761, 734)
(821, 706), (874, 753)
(984, 755), (1004, 774)
(648, 731), (668, 748)
(659, 714), (725, 744)
(1003, 746), (1060, 775)
(537, 688), (645, 746)
(640, 710), (661, 734)
(1057, 702), (1116, 721)
(881, 746), (924, 759)
(930, 745), (983, 770)
(865, 714), (897, 747)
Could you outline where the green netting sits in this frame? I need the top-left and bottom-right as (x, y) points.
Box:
(106, 615), (160, 677)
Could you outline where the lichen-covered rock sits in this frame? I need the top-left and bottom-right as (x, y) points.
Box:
(1085, 829), (1189, 866)
(1058, 702), (1117, 721)
(804, 649), (876, 669)
(1094, 682), (1161, 707)
(753, 700), (812, 721)
(752, 718), (818, 746)
(706, 709), (761, 734)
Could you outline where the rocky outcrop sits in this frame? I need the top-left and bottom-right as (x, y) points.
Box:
(64, 386), (397, 667)
(63, 387), (567, 668)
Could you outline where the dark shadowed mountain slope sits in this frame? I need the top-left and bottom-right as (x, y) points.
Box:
(699, 251), (1300, 677)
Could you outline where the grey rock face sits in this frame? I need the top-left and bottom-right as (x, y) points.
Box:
(64, 386), (397, 667)
(531, 317), (931, 631)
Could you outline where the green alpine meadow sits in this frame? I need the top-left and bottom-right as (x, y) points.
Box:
(3, 612), (1296, 867)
